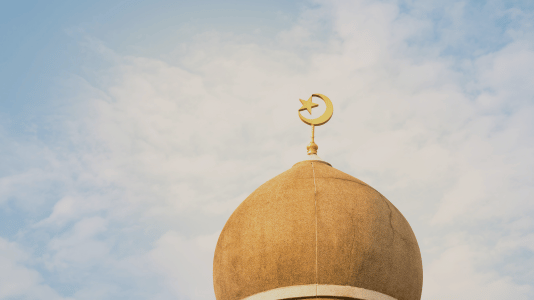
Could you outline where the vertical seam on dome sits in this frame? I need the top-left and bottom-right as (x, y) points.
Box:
(311, 162), (318, 298)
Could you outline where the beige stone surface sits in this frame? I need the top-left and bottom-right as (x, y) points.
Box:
(213, 161), (423, 300)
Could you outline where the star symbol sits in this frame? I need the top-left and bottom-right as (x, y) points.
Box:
(299, 96), (319, 115)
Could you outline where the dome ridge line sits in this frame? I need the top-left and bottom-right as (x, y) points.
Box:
(311, 162), (319, 297)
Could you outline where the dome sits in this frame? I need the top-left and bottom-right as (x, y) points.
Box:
(213, 160), (423, 300)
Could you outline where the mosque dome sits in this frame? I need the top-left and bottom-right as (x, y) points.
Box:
(213, 160), (423, 300)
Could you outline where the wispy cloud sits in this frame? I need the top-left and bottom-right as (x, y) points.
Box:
(1, 0), (533, 299)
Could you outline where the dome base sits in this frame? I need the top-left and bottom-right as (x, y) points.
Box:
(242, 284), (397, 300)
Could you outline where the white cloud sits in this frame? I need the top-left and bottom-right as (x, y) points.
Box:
(423, 241), (533, 300)
(148, 231), (219, 300)
(45, 217), (110, 271)
(0, 237), (70, 300)
(0, 0), (533, 299)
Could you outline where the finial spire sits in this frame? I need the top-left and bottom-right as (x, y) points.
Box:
(307, 125), (318, 155)
(298, 94), (334, 156)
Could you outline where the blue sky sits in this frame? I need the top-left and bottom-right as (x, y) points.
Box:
(1, 0), (534, 299)
(0, 0), (300, 131)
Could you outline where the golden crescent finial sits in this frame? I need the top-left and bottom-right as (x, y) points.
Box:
(298, 94), (334, 126)
(298, 94), (334, 155)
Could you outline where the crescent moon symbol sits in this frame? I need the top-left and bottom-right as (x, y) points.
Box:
(298, 94), (334, 126)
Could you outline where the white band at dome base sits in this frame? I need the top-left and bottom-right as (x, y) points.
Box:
(242, 284), (398, 300)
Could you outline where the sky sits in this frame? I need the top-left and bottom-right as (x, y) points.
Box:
(0, 0), (533, 299)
